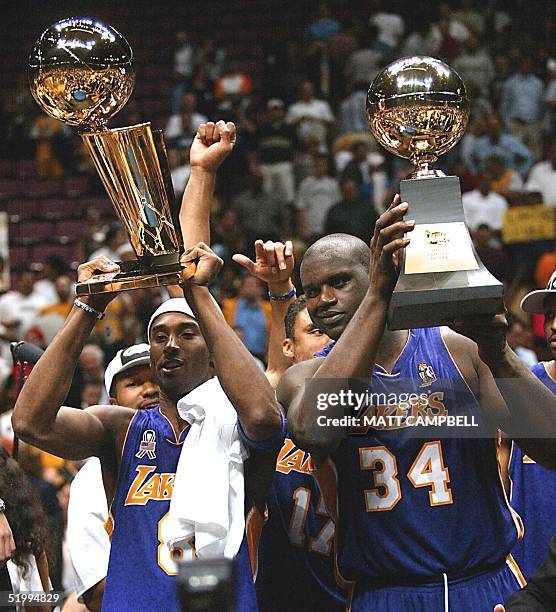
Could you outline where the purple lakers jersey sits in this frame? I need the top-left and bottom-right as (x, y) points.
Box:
(319, 328), (522, 584)
(103, 407), (187, 611)
(510, 362), (556, 579)
(103, 405), (263, 612)
(255, 435), (349, 611)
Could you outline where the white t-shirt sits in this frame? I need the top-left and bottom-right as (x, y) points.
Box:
(165, 112), (208, 140)
(0, 290), (48, 338)
(66, 458), (110, 601)
(371, 12), (404, 49)
(462, 189), (508, 231)
(286, 99), (334, 147)
(525, 161), (556, 207)
(296, 175), (341, 235)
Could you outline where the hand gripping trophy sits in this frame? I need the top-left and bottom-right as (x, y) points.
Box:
(29, 17), (194, 294)
(367, 56), (503, 329)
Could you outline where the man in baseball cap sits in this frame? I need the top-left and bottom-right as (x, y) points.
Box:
(504, 270), (556, 596)
(104, 343), (159, 409)
(67, 344), (160, 611)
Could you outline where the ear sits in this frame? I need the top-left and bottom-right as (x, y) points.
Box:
(282, 338), (295, 360)
(109, 397), (118, 406)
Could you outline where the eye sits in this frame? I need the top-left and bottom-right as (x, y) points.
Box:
(305, 287), (319, 299)
(153, 333), (168, 343)
(331, 277), (348, 289)
(311, 329), (323, 336)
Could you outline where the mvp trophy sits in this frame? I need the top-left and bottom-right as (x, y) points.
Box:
(29, 18), (193, 295)
(367, 56), (503, 329)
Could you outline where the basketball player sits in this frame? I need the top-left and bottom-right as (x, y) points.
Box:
(180, 134), (346, 610)
(13, 125), (283, 612)
(277, 196), (556, 610)
(255, 295), (349, 611)
(67, 343), (158, 612)
(508, 271), (556, 579)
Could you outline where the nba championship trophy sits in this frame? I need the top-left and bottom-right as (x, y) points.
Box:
(29, 18), (193, 295)
(367, 56), (503, 330)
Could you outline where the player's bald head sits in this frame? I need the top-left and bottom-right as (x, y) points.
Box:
(301, 234), (370, 278)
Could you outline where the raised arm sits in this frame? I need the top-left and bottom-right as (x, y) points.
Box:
(278, 196), (414, 461)
(179, 120), (236, 247)
(11, 258), (133, 461)
(181, 243), (283, 441)
(233, 239), (296, 388)
(450, 316), (556, 469)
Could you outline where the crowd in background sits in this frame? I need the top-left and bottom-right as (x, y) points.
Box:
(0, 0), (555, 596)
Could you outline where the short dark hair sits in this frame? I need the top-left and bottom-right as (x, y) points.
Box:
(284, 295), (307, 340)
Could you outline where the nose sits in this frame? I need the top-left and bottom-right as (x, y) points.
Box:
(163, 333), (180, 354)
(319, 285), (337, 307)
(141, 382), (159, 399)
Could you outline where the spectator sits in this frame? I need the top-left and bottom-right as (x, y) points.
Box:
(338, 82), (369, 134)
(545, 58), (556, 136)
(305, 2), (341, 42)
(427, 2), (469, 55)
(39, 274), (74, 319)
(294, 133), (321, 186)
(0, 268), (48, 343)
(467, 114), (533, 177)
(34, 255), (67, 305)
(525, 142), (556, 206)
(431, 18), (461, 63)
(171, 31), (197, 113)
(473, 223), (511, 283)
(80, 380), (104, 409)
(214, 60), (253, 110)
(344, 28), (382, 90)
(340, 140), (375, 206)
(169, 146), (191, 199)
(401, 18), (430, 57)
(534, 247), (556, 288)
(232, 173), (284, 244)
(484, 156), (524, 195)
(30, 115), (69, 180)
(221, 275), (271, 361)
(501, 55), (545, 160)
(324, 177), (377, 243)
(369, 0), (405, 54)
(0, 447), (51, 598)
(194, 36), (226, 83)
(452, 0), (485, 36)
(507, 317), (539, 367)
(286, 80), (334, 151)
(453, 34), (495, 100)
(89, 225), (127, 263)
(296, 154), (340, 242)
(248, 99), (296, 206)
(79, 344), (105, 386)
(462, 171), (508, 233)
(165, 92), (208, 144)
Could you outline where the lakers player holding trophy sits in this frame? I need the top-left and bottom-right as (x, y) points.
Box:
(18, 18), (285, 612)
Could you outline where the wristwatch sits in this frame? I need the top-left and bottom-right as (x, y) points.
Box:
(0, 498), (6, 513)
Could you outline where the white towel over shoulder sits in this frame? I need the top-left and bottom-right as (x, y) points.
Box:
(167, 376), (248, 559)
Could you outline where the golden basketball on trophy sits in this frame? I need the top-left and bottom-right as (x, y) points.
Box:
(367, 56), (503, 330)
(29, 17), (193, 295)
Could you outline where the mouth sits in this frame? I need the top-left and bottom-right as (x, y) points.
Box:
(139, 399), (159, 409)
(160, 359), (184, 375)
(318, 311), (344, 325)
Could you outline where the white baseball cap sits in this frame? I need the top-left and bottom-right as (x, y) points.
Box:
(147, 298), (196, 340)
(105, 343), (151, 396)
(521, 271), (556, 314)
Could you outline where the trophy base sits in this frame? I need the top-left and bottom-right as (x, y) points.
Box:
(387, 175), (504, 330)
(75, 256), (196, 295)
(387, 272), (504, 330)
